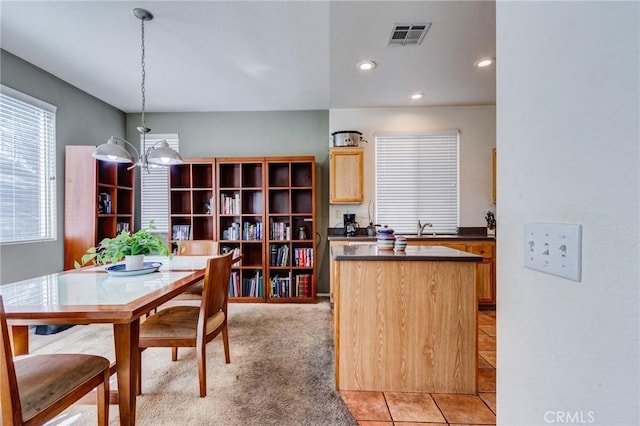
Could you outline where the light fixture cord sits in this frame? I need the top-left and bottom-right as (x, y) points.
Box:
(140, 16), (146, 130)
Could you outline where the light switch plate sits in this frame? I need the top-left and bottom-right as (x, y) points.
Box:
(523, 223), (582, 281)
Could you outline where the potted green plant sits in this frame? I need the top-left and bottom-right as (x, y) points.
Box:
(75, 221), (170, 270)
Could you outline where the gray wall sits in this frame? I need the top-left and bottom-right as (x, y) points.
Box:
(0, 50), (125, 283)
(126, 111), (332, 292)
(497, 2), (639, 424)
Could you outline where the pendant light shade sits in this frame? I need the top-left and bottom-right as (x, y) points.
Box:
(92, 137), (133, 163)
(92, 8), (183, 172)
(147, 141), (184, 165)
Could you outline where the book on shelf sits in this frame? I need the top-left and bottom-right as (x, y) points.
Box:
(98, 192), (111, 214)
(242, 221), (262, 241)
(204, 196), (215, 215)
(274, 244), (289, 267)
(220, 193), (240, 215)
(221, 245), (242, 266)
(239, 271), (262, 297)
(228, 271), (240, 297)
(270, 221), (290, 240)
(295, 274), (312, 298)
(172, 224), (191, 240)
(222, 222), (240, 240)
(116, 222), (130, 234)
(293, 248), (313, 267)
(270, 272), (295, 298)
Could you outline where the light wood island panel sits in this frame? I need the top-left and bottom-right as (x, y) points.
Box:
(333, 245), (478, 394)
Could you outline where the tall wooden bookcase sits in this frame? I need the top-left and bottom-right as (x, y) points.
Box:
(168, 159), (216, 250)
(265, 158), (316, 303)
(64, 145), (134, 270)
(168, 156), (316, 303)
(216, 158), (265, 302)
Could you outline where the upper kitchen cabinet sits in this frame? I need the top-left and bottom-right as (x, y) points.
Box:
(329, 147), (364, 204)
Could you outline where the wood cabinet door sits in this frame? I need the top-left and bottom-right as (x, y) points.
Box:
(465, 243), (494, 259)
(476, 260), (494, 304)
(330, 148), (363, 203)
(446, 243), (468, 252)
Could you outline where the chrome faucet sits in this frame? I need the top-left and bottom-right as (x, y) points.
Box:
(417, 220), (433, 237)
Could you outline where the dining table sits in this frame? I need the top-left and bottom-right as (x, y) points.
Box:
(0, 255), (217, 426)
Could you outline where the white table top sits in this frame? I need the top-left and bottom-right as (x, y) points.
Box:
(0, 255), (211, 308)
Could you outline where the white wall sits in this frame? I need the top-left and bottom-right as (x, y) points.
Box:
(497, 2), (639, 425)
(329, 106), (496, 229)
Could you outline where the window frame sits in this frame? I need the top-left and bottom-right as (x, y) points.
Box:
(0, 84), (57, 245)
(140, 133), (179, 234)
(375, 130), (460, 235)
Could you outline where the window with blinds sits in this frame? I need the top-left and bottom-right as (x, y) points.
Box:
(140, 134), (179, 234)
(0, 85), (57, 244)
(375, 131), (459, 235)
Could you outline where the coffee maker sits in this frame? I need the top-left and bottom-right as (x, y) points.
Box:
(343, 213), (359, 237)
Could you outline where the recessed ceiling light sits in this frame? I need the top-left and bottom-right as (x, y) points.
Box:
(357, 60), (376, 71)
(410, 93), (424, 100)
(475, 57), (495, 68)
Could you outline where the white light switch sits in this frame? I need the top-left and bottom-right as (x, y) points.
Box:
(523, 223), (582, 281)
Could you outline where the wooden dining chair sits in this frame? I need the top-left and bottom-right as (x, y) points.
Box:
(0, 296), (110, 426)
(177, 240), (219, 256)
(173, 240), (219, 301)
(138, 251), (235, 397)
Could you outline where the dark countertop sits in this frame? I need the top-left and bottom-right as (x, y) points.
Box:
(327, 234), (495, 242)
(331, 244), (483, 262)
(327, 226), (495, 242)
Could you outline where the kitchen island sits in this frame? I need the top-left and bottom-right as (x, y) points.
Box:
(328, 231), (496, 308)
(332, 244), (481, 394)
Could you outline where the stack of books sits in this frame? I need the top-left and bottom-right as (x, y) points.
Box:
(294, 274), (312, 297)
(293, 248), (313, 267)
(220, 193), (240, 215)
(270, 244), (290, 266)
(270, 221), (291, 240)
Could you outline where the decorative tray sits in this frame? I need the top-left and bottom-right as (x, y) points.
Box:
(105, 262), (162, 276)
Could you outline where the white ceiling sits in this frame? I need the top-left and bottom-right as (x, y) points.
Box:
(0, 1), (496, 113)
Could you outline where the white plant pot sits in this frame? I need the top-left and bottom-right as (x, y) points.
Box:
(125, 254), (144, 271)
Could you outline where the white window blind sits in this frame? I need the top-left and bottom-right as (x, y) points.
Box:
(0, 85), (57, 244)
(375, 130), (459, 235)
(140, 134), (179, 233)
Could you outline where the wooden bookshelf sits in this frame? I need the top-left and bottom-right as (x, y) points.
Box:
(266, 157), (316, 303)
(168, 156), (316, 303)
(168, 158), (216, 253)
(216, 158), (265, 302)
(64, 145), (134, 270)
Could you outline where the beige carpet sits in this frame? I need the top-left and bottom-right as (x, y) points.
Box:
(28, 300), (357, 426)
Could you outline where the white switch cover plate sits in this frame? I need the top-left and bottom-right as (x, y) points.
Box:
(523, 223), (582, 281)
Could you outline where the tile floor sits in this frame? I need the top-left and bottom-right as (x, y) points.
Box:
(340, 310), (497, 426)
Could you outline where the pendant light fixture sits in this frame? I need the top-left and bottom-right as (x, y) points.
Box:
(92, 8), (183, 170)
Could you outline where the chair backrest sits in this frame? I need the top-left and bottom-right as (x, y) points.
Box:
(199, 252), (234, 325)
(0, 295), (23, 425)
(178, 240), (219, 256)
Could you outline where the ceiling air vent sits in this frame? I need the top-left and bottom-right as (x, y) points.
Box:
(388, 23), (431, 46)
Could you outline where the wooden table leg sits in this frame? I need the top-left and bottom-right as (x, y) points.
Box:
(114, 320), (140, 426)
(9, 325), (29, 355)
